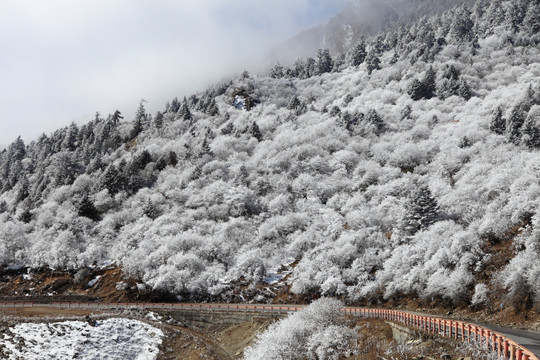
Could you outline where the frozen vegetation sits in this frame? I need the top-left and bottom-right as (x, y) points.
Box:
(0, 318), (163, 359)
(244, 298), (357, 360)
(0, 0), (539, 310)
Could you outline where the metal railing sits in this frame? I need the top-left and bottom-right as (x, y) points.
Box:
(345, 308), (538, 360)
(0, 302), (536, 359)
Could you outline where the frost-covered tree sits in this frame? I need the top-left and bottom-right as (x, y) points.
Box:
(457, 78), (471, 100)
(78, 195), (100, 221)
(315, 49), (333, 75)
(365, 109), (385, 136)
(522, 105), (540, 148)
(490, 106), (506, 135)
(408, 79), (428, 101)
(142, 198), (159, 220)
(506, 105), (525, 144)
(251, 122), (263, 142)
(401, 185), (440, 236)
(365, 52), (381, 75)
(243, 299), (357, 360)
(523, 2), (540, 34)
(449, 5), (474, 42)
(111, 110), (123, 126)
(179, 101), (192, 122)
(270, 63), (284, 79)
(153, 111), (164, 129)
(349, 41), (367, 67)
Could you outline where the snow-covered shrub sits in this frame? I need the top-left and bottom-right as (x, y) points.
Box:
(243, 298), (357, 360)
(471, 283), (489, 306)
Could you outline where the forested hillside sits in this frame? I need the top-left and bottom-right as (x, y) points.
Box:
(1, 0), (540, 310)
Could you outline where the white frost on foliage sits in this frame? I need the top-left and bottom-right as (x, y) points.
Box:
(471, 283), (489, 306)
(0, 318), (163, 360)
(243, 298), (357, 360)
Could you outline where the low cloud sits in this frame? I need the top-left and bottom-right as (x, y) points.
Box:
(0, 0), (348, 144)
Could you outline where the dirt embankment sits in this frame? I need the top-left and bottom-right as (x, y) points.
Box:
(0, 266), (175, 303)
(0, 264), (538, 334)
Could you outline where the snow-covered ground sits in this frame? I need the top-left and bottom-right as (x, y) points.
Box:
(0, 318), (163, 359)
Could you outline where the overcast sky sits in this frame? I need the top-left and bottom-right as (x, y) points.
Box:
(0, 0), (349, 145)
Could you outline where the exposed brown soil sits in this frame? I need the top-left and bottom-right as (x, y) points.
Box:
(0, 263), (538, 333)
(158, 323), (237, 360)
(0, 266), (175, 303)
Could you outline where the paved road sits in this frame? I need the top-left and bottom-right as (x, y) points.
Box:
(405, 309), (540, 358)
(475, 322), (540, 358)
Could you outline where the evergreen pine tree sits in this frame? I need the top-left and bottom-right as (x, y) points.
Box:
(153, 111), (164, 129)
(349, 41), (367, 67)
(100, 165), (123, 195)
(365, 52), (381, 75)
(61, 123), (79, 151)
(15, 175), (29, 203)
(0, 200), (7, 213)
(251, 122), (263, 142)
(169, 98), (181, 113)
(111, 110), (123, 126)
(134, 150), (152, 169)
(408, 79), (429, 101)
(366, 109), (386, 136)
(521, 107), (540, 148)
(19, 208), (33, 224)
(423, 66), (437, 98)
(135, 100), (148, 125)
(449, 5), (474, 42)
(221, 122), (235, 136)
(270, 63), (284, 79)
(130, 117), (144, 140)
(207, 98), (219, 116)
(179, 101), (192, 123)
(490, 106), (506, 135)
(506, 106), (526, 144)
(402, 185), (440, 236)
(315, 49), (333, 75)
(201, 138), (213, 156)
(523, 2), (540, 34)
(167, 151), (178, 166)
(143, 198), (159, 220)
(305, 58), (315, 78)
(78, 195), (100, 221)
(235, 165), (249, 186)
(458, 78), (472, 100)
(287, 96), (306, 115)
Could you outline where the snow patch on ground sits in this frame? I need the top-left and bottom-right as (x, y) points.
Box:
(87, 275), (101, 287)
(1, 318), (163, 360)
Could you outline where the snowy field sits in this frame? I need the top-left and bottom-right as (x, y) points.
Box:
(0, 318), (163, 360)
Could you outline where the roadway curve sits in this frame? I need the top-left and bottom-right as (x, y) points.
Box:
(0, 302), (538, 359)
(474, 323), (540, 359)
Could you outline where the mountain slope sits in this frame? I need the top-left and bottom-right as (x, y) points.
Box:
(269, 0), (477, 62)
(0, 0), (540, 313)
